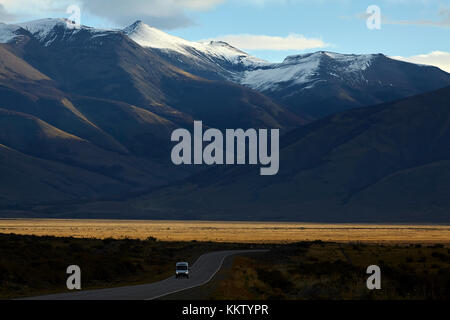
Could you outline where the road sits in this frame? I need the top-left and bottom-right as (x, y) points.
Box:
(24, 250), (268, 300)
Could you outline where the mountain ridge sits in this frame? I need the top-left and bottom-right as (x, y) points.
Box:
(0, 18), (304, 208)
(100, 85), (450, 222)
(0, 18), (449, 222)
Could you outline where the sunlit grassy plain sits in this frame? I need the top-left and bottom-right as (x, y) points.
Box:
(0, 219), (449, 243)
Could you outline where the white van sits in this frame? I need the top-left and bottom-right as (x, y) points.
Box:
(175, 262), (189, 279)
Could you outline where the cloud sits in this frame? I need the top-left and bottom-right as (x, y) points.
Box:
(82, 1), (190, 29)
(0, 0), (357, 29)
(0, 0), (225, 29)
(200, 33), (330, 51)
(179, 0), (225, 10)
(353, 7), (450, 28)
(391, 51), (450, 73)
(385, 8), (450, 27)
(0, 0), (74, 23)
(0, 4), (15, 22)
(0, 0), (69, 16)
(82, 0), (226, 28)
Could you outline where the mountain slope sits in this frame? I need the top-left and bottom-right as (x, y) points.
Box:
(1, 18), (449, 219)
(0, 19), (304, 209)
(5, 19), (449, 123)
(248, 51), (450, 118)
(122, 21), (450, 119)
(0, 107), (177, 188)
(5, 19), (303, 129)
(0, 43), (191, 198)
(124, 20), (267, 81)
(108, 86), (450, 222)
(0, 46), (49, 81)
(0, 143), (129, 207)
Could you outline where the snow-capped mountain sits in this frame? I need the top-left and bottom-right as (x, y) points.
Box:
(123, 20), (267, 80)
(0, 22), (21, 43)
(0, 17), (307, 208)
(119, 21), (450, 118)
(1, 18), (449, 119)
(124, 20), (267, 67)
(1, 19), (268, 79)
(247, 50), (450, 118)
(241, 51), (376, 92)
(18, 18), (86, 43)
(1, 18), (114, 47)
(0, 17), (302, 128)
(1, 18), (450, 219)
(124, 20), (266, 66)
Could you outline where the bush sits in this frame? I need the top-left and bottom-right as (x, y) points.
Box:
(256, 268), (293, 292)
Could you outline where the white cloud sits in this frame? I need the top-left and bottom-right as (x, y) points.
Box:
(353, 7), (450, 28)
(0, 4), (15, 21)
(0, 0), (69, 22)
(391, 51), (450, 73)
(200, 33), (329, 51)
(0, 0), (353, 27)
(385, 8), (450, 27)
(0, 0), (70, 15)
(180, 0), (225, 10)
(0, 0), (225, 29)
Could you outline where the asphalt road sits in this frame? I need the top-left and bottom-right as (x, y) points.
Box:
(24, 250), (268, 300)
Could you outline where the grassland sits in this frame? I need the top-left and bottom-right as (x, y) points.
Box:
(1, 219), (448, 299)
(0, 233), (258, 299)
(1, 233), (448, 300)
(0, 219), (449, 243)
(209, 242), (450, 300)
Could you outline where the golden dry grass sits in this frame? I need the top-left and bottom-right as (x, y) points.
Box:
(0, 219), (449, 243)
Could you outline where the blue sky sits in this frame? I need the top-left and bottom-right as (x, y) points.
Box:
(0, 0), (449, 69)
(174, 0), (450, 61)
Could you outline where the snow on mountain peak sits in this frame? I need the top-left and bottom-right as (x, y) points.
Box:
(15, 18), (110, 46)
(123, 20), (192, 53)
(241, 51), (379, 92)
(284, 51), (376, 68)
(242, 53), (322, 91)
(1, 18), (384, 92)
(19, 18), (79, 39)
(207, 40), (245, 53)
(0, 23), (22, 43)
(123, 21), (267, 68)
(122, 20), (144, 34)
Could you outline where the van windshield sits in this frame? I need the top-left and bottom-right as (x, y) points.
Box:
(177, 266), (188, 271)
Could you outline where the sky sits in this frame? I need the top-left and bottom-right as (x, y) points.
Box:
(0, 0), (449, 71)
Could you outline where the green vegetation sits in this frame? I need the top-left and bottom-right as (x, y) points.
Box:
(212, 241), (450, 300)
